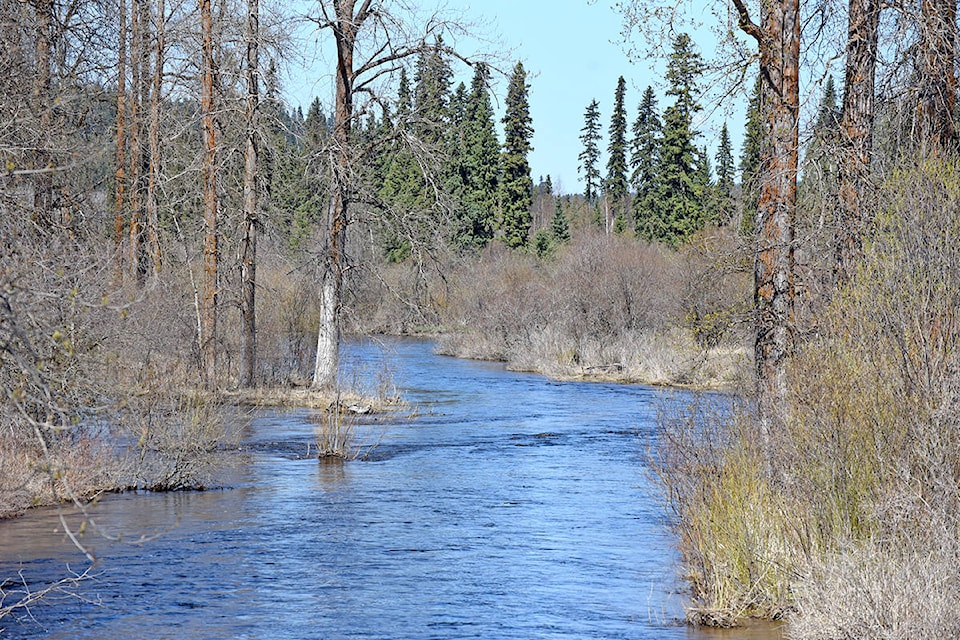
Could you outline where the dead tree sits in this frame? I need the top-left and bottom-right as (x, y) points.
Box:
(200, 0), (219, 387)
(239, 0), (259, 388)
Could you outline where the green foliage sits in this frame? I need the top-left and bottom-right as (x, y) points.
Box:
(713, 122), (735, 225)
(641, 33), (705, 247)
(455, 63), (500, 249)
(630, 86), (662, 233)
(578, 99), (603, 203)
(551, 197), (570, 244)
(499, 61), (534, 248)
(606, 77), (629, 220)
(739, 77), (763, 237)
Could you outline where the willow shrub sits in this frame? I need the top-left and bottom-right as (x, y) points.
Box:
(659, 160), (960, 632)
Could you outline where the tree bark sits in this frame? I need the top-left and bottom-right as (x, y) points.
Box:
(835, 0), (880, 285)
(128, 0), (150, 284)
(311, 0), (364, 390)
(239, 0), (259, 388)
(32, 0), (54, 227)
(145, 0), (164, 278)
(115, 0), (127, 275)
(732, 0), (799, 425)
(200, 0), (219, 388)
(918, 0), (957, 152)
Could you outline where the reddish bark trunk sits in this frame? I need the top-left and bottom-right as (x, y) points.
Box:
(200, 0), (219, 388)
(146, 0), (164, 277)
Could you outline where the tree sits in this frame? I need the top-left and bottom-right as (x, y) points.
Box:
(835, 0), (879, 285)
(630, 85), (662, 232)
(309, 1), (478, 388)
(200, 0), (219, 388)
(578, 99), (602, 204)
(916, 0), (957, 152)
(732, 0), (801, 423)
(239, 0), (260, 388)
(714, 122), (735, 224)
(458, 62), (499, 248)
(648, 33), (704, 246)
(551, 196), (570, 244)
(499, 61), (534, 249)
(606, 76), (629, 232)
(739, 77), (762, 235)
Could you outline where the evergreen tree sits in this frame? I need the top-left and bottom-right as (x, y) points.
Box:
(739, 76), (763, 236)
(412, 38), (453, 144)
(606, 76), (629, 232)
(714, 121), (735, 224)
(578, 99), (602, 204)
(551, 196), (570, 244)
(499, 61), (534, 249)
(630, 86), (662, 201)
(456, 62), (500, 248)
(644, 33), (704, 246)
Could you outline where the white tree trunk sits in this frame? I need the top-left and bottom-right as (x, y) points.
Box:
(312, 267), (339, 389)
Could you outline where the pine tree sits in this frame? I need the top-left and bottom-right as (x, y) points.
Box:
(551, 196), (570, 244)
(412, 38), (453, 144)
(499, 61), (534, 249)
(578, 99), (602, 204)
(606, 76), (629, 232)
(739, 76), (763, 236)
(645, 33), (704, 246)
(714, 121), (735, 224)
(455, 62), (500, 248)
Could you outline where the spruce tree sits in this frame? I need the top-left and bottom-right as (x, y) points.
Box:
(739, 76), (763, 236)
(630, 86), (662, 225)
(458, 62), (500, 248)
(551, 196), (570, 244)
(578, 99), (602, 204)
(606, 76), (629, 232)
(412, 39), (453, 145)
(714, 121), (735, 224)
(499, 61), (534, 249)
(646, 33), (704, 246)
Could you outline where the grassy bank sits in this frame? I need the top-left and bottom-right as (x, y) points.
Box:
(656, 162), (960, 636)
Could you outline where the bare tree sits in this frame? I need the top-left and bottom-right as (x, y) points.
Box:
(308, 1), (477, 389)
(146, 0), (165, 278)
(239, 0), (259, 387)
(200, 0), (219, 388)
(916, 0), (957, 151)
(835, 0), (880, 285)
(115, 0), (128, 273)
(30, 0), (55, 226)
(731, 0), (800, 424)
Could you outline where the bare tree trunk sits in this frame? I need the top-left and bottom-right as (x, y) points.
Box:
(835, 0), (880, 285)
(32, 0), (54, 227)
(239, 0), (259, 388)
(200, 0), (219, 388)
(918, 0), (957, 152)
(145, 0), (164, 278)
(312, 0), (362, 390)
(115, 0), (128, 275)
(732, 0), (799, 426)
(128, 0), (149, 284)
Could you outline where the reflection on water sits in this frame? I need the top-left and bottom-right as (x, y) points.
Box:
(0, 338), (781, 639)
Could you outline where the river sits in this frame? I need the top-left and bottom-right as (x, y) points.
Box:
(0, 337), (780, 639)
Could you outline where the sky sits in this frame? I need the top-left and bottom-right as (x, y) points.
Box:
(283, 0), (748, 196)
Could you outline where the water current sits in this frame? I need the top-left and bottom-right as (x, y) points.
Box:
(0, 337), (780, 639)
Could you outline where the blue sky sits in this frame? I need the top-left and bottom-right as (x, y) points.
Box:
(284, 0), (747, 196)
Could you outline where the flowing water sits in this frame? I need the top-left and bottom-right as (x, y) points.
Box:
(0, 338), (780, 639)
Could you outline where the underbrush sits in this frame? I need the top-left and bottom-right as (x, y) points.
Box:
(437, 230), (749, 388)
(658, 161), (960, 636)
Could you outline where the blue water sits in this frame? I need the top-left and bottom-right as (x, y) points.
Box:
(0, 338), (775, 639)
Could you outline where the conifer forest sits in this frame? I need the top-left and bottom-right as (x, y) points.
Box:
(3, 0), (960, 636)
